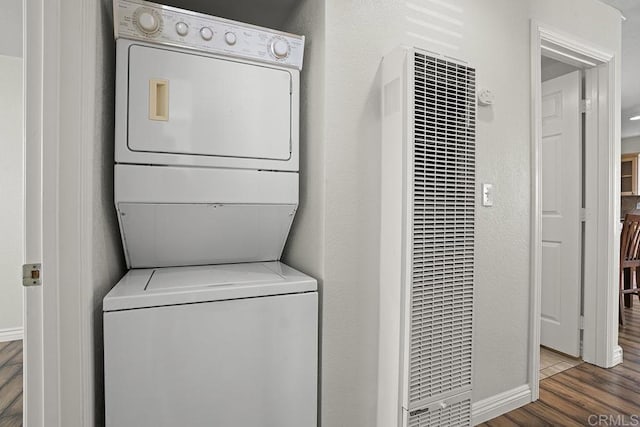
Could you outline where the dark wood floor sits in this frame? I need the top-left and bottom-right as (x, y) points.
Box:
(481, 304), (640, 426)
(0, 340), (22, 427)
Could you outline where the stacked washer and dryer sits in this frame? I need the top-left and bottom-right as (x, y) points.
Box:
(103, 1), (317, 426)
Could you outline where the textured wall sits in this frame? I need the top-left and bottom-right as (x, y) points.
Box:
(280, 0), (326, 423)
(282, 0), (326, 285)
(0, 0), (22, 57)
(541, 57), (580, 82)
(622, 136), (640, 154)
(91, 0), (127, 425)
(0, 55), (23, 333)
(281, 0), (621, 425)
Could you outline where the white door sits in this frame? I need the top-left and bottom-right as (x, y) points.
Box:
(540, 70), (582, 357)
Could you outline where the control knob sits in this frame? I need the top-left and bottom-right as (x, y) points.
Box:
(270, 38), (290, 59)
(175, 21), (189, 37)
(200, 27), (213, 41)
(134, 8), (161, 34)
(224, 32), (237, 45)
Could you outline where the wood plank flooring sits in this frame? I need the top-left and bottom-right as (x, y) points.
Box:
(481, 304), (640, 426)
(0, 340), (22, 427)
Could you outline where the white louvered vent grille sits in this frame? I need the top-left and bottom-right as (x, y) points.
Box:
(407, 398), (472, 427)
(409, 52), (475, 407)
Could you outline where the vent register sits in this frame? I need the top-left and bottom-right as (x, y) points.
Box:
(408, 52), (475, 425)
(408, 398), (472, 427)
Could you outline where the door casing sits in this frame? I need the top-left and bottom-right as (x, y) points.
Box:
(530, 20), (621, 402)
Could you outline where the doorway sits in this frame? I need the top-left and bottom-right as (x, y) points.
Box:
(530, 21), (621, 402)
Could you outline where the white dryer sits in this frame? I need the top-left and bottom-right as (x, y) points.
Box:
(113, 0), (305, 268)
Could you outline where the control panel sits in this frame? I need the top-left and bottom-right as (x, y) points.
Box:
(114, 0), (305, 70)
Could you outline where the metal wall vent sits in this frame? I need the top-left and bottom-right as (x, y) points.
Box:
(408, 51), (476, 411)
(408, 398), (472, 427)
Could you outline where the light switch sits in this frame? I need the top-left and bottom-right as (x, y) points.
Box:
(482, 183), (494, 207)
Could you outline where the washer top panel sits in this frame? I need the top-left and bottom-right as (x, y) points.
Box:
(103, 262), (317, 311)
(147, 262), (286, 291)
(114, 0), (305, 70)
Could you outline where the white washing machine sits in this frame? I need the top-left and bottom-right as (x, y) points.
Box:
(104, 262), (317, 427)
(104, 1), (317, 426)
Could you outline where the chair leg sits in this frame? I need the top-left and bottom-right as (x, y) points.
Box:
(620, 268), (626, 326)
(636, 267), (640, 303)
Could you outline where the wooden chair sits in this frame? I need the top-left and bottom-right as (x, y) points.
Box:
(620, 213), (640, 325)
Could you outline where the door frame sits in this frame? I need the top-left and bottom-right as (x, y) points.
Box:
(529, 20), (621, 401)
(24, 0), (99, 425)
(24, 0), (61, 425)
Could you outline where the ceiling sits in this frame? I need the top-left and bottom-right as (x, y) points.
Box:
(161, 0), (302, 29)
(599, 0), (640, 138)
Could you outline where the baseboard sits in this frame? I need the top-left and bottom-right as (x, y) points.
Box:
(0, 327), (24, 342)
(472, 384), (532, 425)
(611, 345), (623, 366)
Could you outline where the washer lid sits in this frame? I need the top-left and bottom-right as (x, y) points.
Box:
(103, 262), (316, 311)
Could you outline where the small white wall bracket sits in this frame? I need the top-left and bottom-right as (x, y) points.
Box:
(478, 88), (494, 106)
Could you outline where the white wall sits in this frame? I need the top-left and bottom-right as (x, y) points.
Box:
(622, 135), (640, 154)
(0, 54), (23, 336)
(0, 0), (22, 58)
(91, 1), (127, 424)
(281, 0), (621, 425)
(282, 0), (326, 284)
(0, 0), (23, 339)
(541, 56), (580, 82)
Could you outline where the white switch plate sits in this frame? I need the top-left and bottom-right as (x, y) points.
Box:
(482, 183), (494, 207)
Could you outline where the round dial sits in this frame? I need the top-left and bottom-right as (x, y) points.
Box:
(270, 38), (290, 59)
(224, 32), (237, 45)
(200, 27), (213, 41)
(175, 22), (189, 37)
(134, 8), (161, 35)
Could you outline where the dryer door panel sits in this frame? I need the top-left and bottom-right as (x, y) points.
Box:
(127, 45), (292, 161)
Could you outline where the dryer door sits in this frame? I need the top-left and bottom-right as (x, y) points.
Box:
(127, 45), (292, 161)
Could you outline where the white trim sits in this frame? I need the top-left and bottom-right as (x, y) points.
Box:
(582, 66), (599, 364)
(600, 55), (622, 368)
(24, 0), (61, 425)
(24, 0), (101, 424)
(612, 345), (623, 366)
(79, 0), (98, 425)
(529, 20), (620, 402)
(529, 20), (543, 402)
(471, 385), (532, 426)
(0, 328), (24, 342)
(41, 0), (62, 423)
(56, 0), (97, 424)
(538, 26), (612, 63)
